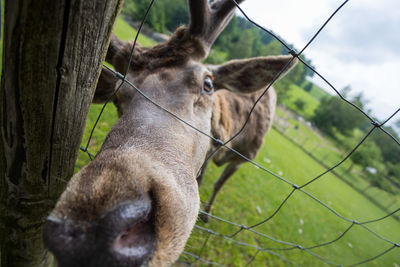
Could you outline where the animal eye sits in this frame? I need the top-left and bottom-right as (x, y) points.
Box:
(202, 76), (214, 95)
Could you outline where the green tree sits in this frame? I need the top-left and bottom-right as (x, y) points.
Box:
(312, 95), (367, 137)
(388, 162), (400, 182)
(274, 76), (292, 104)
(369, 126), (400, 164)
(260, 39), (282, 55)
(122, 0), (136, 18)
(352, 91), (368, 109)
(362, 174), (395, 194)
(228, 29), (256, 59)
(304, 82), (313, 92)
(251, 32), (265, 56)
(349, 140), (383, 172)
(284, 55), (307, 86)
(163, 0), (188, 32)
(214, 15), (240, 49)
(205, 49), (228, 64)
(122, 0), (166, 33)
(294, 99), (306, 111)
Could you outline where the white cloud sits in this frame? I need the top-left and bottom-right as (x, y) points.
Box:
(239, 0), (338, 47)
(238, 0), (400, 124)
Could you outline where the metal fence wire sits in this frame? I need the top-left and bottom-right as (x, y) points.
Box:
(77, 0), (400, 266)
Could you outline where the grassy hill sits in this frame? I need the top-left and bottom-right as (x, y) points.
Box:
(280, 80), (332, 121)
(76, 16), (400, 266)
(281, 83), (321, 120)
(305, 80), (331, 101)
(113, 16), (156, 46)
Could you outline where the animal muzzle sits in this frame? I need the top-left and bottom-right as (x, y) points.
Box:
(43, 196), (156, 267)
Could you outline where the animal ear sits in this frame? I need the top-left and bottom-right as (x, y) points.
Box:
(92, 67), (119, 103)
(208, 55), (298, 93)
(106, 34), (143, 73)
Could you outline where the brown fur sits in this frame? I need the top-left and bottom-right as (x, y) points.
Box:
(198, 88), (276, 221)
(106, 27), (207, 74)
(211, 88), (276, 166)
(54, 150), (199, 266)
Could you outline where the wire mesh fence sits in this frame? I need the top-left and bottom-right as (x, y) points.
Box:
(76, 0), (400, 265)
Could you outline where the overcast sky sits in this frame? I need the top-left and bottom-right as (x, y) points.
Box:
(238, 0), (400, 126)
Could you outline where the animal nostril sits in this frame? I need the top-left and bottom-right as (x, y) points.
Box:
(100, 195), (153, 232)
(112, 218), (155, 258)
(100, 195), (156, 265)
(43, 217), (92, 266)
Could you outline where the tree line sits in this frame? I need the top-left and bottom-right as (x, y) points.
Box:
(311, 86), (400, 192)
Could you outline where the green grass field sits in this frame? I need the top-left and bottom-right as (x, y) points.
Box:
(303, 81), (331, 101)
(113, 16), (156, 46)
(282, 83), (321, 120)
(74, 16), (400, 266)
(187, 129), (400, 266)
(274, 107), (400, 216)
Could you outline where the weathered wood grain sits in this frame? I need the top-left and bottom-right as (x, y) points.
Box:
(0, 0), (123, 266)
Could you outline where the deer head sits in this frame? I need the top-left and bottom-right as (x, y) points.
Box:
(43, 1), (297, 266)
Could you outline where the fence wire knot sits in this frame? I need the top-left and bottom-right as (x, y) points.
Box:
(115, 71), (125, 80)
(371, 120), (381, 128)
(215, 139), (225, 146)
(288, 49), (298, 58)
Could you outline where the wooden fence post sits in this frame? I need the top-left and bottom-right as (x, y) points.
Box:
(0, 0), (123, 266)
